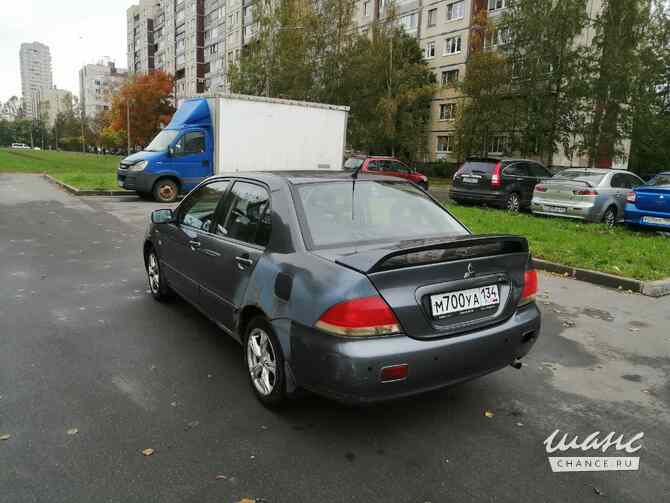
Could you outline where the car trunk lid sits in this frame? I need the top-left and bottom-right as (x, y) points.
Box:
(633, 187), (670, 212)
(538, 179), (595, 204)
(452, 161), (498, 191)
(314, 235), (530, 340)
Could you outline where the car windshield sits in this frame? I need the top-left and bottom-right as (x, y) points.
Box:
(553, 169), (605, 185)
(295, 180), (467, 248)
(343, 158), (364, 171)
(144, 130), (179, 152)
(646, 174), (670, 187)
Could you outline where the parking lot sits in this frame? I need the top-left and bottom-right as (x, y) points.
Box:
(2, 172), (670, 503)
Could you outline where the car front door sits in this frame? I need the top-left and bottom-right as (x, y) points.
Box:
(196, 181), (271, 332)
(158, 180), (231, 304)
(171, 129), (211, 192)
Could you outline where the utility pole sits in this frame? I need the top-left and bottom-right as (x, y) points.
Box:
(81, 109), (86, 153)
(127, 100), (132, 155)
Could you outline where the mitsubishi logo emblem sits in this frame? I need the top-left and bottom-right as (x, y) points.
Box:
(464, 263), (475, 279)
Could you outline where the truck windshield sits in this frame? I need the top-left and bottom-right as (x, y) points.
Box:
(145, 130), (179, 152)
(295, 180), (467, 248)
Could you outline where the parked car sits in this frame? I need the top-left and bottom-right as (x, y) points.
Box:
(343, 156), (429, 190)
(531, 168), (644, 226)
(624, 172), (670, 230)
(10, 143), (30, 149)
(450, 158), (552, 212)
(144, 172), (540, 407)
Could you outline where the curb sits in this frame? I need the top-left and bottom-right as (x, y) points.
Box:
(532, 258), (670, 298)
(42, 174), (130, 196)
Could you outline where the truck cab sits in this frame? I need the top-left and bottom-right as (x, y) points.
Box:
(117, 98), (214, 202)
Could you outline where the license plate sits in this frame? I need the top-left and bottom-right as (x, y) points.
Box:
(462, 176), (479, 184)
(543, 205), (567, 213)
(430, 285), (500, 318)
(642, 216), (670, 226)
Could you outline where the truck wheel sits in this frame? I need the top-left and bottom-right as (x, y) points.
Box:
(153, 179), (179, 203)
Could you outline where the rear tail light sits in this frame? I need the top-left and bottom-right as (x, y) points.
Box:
(626, 191), (636, 203)
(491, 162), (502, 188)
(535, 185), (547, 192)
(573, 188), (598, 196)
(315, 296), (401, 337)
(453, 167), (463, 180)
(520, 269), (538, 305)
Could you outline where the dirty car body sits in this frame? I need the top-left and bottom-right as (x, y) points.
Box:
(144, 172), (541, 405)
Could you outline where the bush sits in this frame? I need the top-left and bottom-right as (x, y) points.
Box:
(413, 161), (459, 179)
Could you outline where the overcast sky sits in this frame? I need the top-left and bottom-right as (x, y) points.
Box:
(0, 1), (134, 103)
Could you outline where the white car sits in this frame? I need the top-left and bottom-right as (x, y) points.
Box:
(10, 143), (30, 149)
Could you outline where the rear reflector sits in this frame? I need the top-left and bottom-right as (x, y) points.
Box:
(491, 162), (502, 188)
(520, 269), (538, 304)
(626, 191), (636, 203)
(535, 185), (547, 192)
(573, 189), (598, 196)
(315, 296), (401, 337)
(380, 364), (408, 382)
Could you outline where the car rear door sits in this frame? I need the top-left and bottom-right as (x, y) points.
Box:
(196, 180), (271, 332)
(610, 173), (633, 216)
(502, 162), (534, 204)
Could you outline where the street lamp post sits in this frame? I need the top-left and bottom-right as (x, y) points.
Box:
(127, 99), (133, 156)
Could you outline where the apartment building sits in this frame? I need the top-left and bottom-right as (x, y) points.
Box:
(19, 42), (54, 119)
(127, 0), (251, 99)
(79, 60), (128, 118)
(39, 88), (73, 127)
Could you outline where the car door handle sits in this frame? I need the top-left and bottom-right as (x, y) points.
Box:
(188, 239), (201, 251)
(235, 255), (254, 269)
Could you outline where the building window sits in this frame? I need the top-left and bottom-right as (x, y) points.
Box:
(425, 41), (436, 59)
(363, 1), (370, 16)
(439, 103), (457, 121)
(427, 8), (437, 27)
(399, 13), (418, 32)
(437, 135), (454, 153)
(447, 1), (465, 21)
(488, 0), (508, 12)
(489, 134), (508, 154)
(444, 36), (462, 55)
(441, 69), (460, 85)
(485, 27), (510, 49)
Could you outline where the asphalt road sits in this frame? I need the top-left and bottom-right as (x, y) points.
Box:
(1, 173), (669, 503)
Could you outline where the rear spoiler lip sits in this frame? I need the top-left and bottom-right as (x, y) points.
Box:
(334, 234), (529, 274)
(544, 178), (594, 187)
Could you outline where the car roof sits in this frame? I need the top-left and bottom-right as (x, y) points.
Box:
(464, 157), (544, 164)
(558, 168), (631, 174)
(210, 170), (406, 186)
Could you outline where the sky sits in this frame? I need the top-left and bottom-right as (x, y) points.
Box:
(0, 1), (135, 104)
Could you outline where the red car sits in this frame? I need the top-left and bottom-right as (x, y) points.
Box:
(344, 156), (429, 190)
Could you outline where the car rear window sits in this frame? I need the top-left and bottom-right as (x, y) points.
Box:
(553, 169), (605, 185)
(459, 161), (497, 174)
(343, 158), (364, 171)
(294, 181), (467, 248)
(647, 174), (670, 187)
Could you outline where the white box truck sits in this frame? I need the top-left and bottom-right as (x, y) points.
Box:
(117, 94), (350, 202)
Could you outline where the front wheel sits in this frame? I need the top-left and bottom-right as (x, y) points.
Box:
(245, 317), (287, 408)
(153, 178), (179, 203)
(146, 248), (173, 301)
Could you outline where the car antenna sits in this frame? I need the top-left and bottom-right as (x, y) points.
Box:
(350, 164), (363, 220)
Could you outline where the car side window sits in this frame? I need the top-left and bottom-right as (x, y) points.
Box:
(625, 174), (643, 188)
(174, 131), (206, 156)
(367, 160), (381, 172)
(610, 173), (627, 188)
(504, 163), (528, 176)
(178, 181), (230, 232)
(219, 182), (271, 246)
(391, 162), (409, 174)
(529, 163), (550, 178)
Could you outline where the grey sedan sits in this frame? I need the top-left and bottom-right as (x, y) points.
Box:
(144, 172), (541, 407)
(531, 168), (645, 226)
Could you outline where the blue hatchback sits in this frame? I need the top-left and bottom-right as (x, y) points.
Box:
(624, 172), (670, 230)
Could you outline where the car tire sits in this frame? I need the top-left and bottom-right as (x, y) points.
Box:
(603, 206), (617, 228)
(146, 248), (174, 301)
(244, 316), (287, 409)
(153, 178), (179, 203)
(506, 192), (521, 212)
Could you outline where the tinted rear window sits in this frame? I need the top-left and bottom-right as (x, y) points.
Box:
(460, 161), (497, 174)
(554, 169), (605, 185)
(646, 174), (670, 187)
(295, 181), (467, 248)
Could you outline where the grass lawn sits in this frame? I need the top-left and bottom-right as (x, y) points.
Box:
(0, 148), (122, 190)
(445, 203), (670, 281)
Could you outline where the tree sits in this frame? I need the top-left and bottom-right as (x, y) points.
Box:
(108, 70), (175, 149)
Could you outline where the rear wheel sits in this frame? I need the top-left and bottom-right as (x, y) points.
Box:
(244, 317), (287, 408)
(603, 206), (617, 228)
(506, 192), (521, 212)
(153, 178), (179, 203)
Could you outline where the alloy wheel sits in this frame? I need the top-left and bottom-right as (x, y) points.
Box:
(147, 252), (160, 294)
(507, 193), (521, 212)
(246, 328), (277, 396)
(604, 208), (616, 227)
(158, 184), (176, 202)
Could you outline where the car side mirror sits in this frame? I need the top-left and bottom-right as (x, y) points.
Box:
(151, 209), (175, 224)
(168, 146), (175, 157)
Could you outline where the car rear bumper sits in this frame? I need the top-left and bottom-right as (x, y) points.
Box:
(624, 205), (670, 229)
(530, 197), (599, 221)
(286, 303), (541, 404)
(449, 188), (506, 206)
